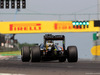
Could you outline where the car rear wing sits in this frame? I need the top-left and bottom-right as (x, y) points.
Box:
(44, 34), (65, 40)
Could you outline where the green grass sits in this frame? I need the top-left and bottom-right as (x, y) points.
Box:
(0, 51), (21, 56)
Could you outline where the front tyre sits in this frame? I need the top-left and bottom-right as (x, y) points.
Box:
(21, 46), (30, 62)
(67, 46), (78, 62)
(31, 46), (40, 62)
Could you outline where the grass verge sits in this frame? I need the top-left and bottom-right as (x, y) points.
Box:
(0, 51), (21, 56)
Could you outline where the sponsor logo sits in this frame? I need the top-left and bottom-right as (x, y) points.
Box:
(9, 23), (41, 31)
(54, 23), (73, 30)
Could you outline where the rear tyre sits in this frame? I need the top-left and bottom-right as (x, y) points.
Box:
(67, 46), (78, 62)
(21, 46), (30, 62)
(31, 46), (40, 62)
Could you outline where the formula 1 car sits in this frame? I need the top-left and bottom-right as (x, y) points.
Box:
(21, 34), (78, 62)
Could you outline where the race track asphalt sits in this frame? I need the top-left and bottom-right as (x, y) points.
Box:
(0, 56), (100, 75)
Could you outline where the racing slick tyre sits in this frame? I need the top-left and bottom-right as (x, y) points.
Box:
(21, 46), (30, 62)
(67, 46), (78, 62)
(31, 46), (40, 62)
(59, 57), (66, 62)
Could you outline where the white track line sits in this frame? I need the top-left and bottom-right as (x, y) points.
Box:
(0, 56), (14, 60)
(0, 73), (25, 75)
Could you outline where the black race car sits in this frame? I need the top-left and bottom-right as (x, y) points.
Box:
(21, 34), (78, 62)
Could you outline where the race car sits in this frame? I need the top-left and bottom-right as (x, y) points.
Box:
(21, 34), (78, 62)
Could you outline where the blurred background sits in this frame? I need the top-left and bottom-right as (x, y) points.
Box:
(0, 0), (100, 59)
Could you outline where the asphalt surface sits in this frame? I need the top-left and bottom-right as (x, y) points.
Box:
(0, 56), (100, 75)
